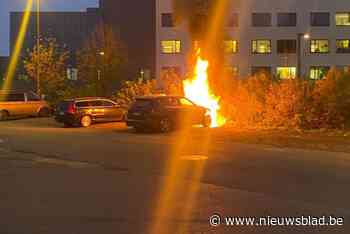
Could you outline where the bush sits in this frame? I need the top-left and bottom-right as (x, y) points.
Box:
(112, 78), (158, 108)
(222, 69), (350, 129)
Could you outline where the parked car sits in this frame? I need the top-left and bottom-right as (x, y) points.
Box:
(126, 95), (211, 132)
(0, 90), (51, 121)
(54, 97), (126, 127)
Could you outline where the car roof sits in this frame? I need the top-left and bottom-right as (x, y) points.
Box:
(136, 95), (184, 100)
(63, 97), (113, 102)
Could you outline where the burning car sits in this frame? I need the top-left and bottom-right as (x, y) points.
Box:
(126, 95), (211, 132)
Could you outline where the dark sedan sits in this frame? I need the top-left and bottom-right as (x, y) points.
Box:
(55, 97), (126, 127)
(126, 95), (211, 132)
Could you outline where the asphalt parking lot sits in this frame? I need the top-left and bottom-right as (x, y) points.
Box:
(0, 118), (350, 233)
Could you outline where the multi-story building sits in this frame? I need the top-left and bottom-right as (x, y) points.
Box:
(10, 8), (101, 61)
(10, 1), (157, 81)
(156, 0), (350, 80)
(0, 56), (8, 78)
(100, 0), (156, 80)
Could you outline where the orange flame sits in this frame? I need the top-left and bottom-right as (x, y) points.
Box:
(183, 51), (226, 127)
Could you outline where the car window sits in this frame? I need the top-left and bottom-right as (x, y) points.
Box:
(102, 100), (115, 107)
(90, 100), (103, 107)
(26, 92), (41, 101)
(179, 98), (194, 106)
(133, 99), (154, 108)
(76, 101), (91, 108)
(7, 93), (25, 102)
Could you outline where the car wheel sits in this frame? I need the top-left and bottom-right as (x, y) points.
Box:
(38, 107), (50, 117)
(80, 115), (92, 127)
(0, 110), (9, 121)
(202, 115), (211, 128)
(159, 118), (172, 133)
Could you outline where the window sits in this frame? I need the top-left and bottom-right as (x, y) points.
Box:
(277, 13), (297, 26)
(90, 101), (104, 107)
(310, 66), (330, 79)
(277, 67), (296, 79)
(161, 13), (174, 27)
(277, 40), (297, 54)
(225, 66), (239, 77)
(336, 40), (350, 53)
(227, 13), (239, 27)
(252, 13), (271, 27)
(7, 93), (25, 102)
(179, 98), (194, 106)
(252, 66), (272, 76)
(161, 40), (181, 54)
(76, 101), (91, 108)
(310, 12), (330, 26)
(26, 92), (40, 101)
(310, 40), (329, 53)
(336, 13), (350, 26)
(224, 40), (238, 53)
(102, 101), (115, 107)
(336, 66), (350, 73)
(252, 40), (271, 54)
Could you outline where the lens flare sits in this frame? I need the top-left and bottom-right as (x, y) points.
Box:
(183, 50), (226, 127)
(1, 0), (33, 96)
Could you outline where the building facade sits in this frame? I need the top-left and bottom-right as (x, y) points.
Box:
(0, 56), (8, 77)
(10, 8), (101, 63)
(156, 0), (350, 80)
(100, 0), (156, 80)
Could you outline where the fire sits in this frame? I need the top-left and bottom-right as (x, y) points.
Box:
(183, 51), (226, 127)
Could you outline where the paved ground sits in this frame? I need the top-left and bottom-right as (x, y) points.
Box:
(0, 118), (350, 233)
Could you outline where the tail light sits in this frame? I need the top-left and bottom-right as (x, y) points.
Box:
(67, 102), (76, 114)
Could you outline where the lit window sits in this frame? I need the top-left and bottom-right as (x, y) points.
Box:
(310, 66), (330, 79)
(161, 40), (181, 54)
(252, 40), (271, 54)
(224, 40), (238, 53)
(310, 40), (329, 53)
(225, 66), (239, 77)
(277, 67), (296, 79)
(336, 39), (350, 53)
(336, 13), (350, 26)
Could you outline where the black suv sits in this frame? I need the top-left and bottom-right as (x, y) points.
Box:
(126, 96), (211, 132)
(55, 97), (126, 127)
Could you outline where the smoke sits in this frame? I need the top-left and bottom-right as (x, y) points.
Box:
(173, 0), (219, 40)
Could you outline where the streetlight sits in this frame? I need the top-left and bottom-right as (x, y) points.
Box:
(297, 33), (310, 79)
(36, 0), (41, 95)
(97, 51), (105, 96)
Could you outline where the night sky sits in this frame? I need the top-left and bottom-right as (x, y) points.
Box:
(0, 0), (99, 56)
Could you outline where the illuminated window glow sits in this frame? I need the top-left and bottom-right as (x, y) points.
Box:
(277, 67), (296, 79)
(310, 66), (330, 79)
(252, 40), (271, 54)
(224, 40), (238, 53)
(336, 39), (350, 53)
(161, 40), (181, 54)
(310, 40), (329, 53)
(225, 66), (239, 77)
(336, 13), (350, 26)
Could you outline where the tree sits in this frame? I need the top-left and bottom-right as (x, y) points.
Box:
(77, 24), (126, 96)
(24, 38), (69, 104)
